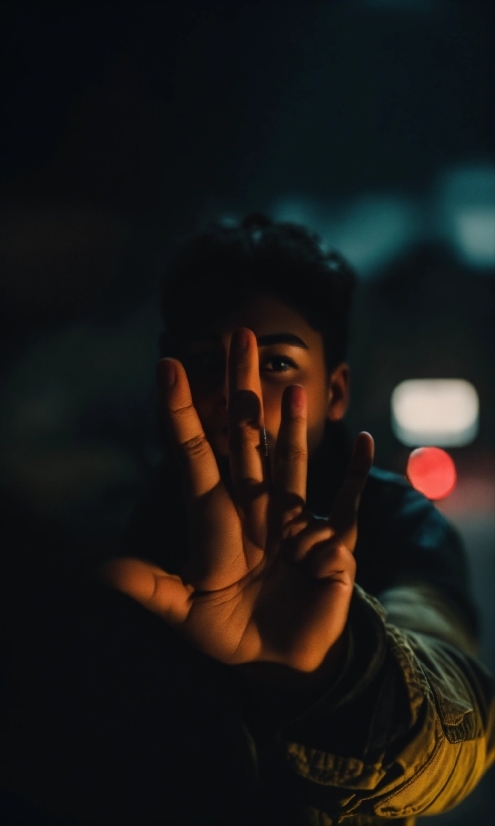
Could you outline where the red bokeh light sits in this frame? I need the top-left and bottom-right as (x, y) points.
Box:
(406, 447), (457, 500)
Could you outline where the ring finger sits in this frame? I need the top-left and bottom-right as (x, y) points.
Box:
(271, 384), (308, 533)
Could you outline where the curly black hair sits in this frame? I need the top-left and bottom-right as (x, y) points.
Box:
(161, 213), (357, 371)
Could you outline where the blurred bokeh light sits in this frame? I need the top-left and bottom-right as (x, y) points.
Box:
(391, 379), (479, 447)
(406, 446), (457, 500)
(437, 164), (495, 269)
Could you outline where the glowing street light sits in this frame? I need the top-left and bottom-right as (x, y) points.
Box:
(391, 379), (479, 447)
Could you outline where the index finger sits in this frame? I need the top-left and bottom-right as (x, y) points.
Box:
(157, 358), (221, 498)
(328, 431), (374, 541)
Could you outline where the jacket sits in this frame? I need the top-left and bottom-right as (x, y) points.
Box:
(118, 462), (495, 825)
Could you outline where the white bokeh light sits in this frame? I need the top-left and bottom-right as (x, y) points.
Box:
(391, 379), (479, 447)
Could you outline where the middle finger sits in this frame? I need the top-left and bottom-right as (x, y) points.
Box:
(228, 328), (267, 509)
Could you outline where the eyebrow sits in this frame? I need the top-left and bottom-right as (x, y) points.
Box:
(186, 332), (309, 350)
(256, 333), (309, 349)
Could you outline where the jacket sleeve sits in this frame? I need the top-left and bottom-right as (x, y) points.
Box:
(269, 580), (495, 822)
(242, 476), (495, 822)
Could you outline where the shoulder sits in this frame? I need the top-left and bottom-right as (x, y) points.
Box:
(359, 466), (457, 542)
(363, 465), (427, 504)
(356, 467), (477, 633)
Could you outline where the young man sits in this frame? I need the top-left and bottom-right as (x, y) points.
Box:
(105, 214), (495, 825)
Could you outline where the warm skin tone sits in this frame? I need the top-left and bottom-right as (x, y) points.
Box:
(103, 292), (374, 688)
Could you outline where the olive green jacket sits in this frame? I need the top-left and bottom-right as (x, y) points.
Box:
(227, 469), (495, 825)
(238, 583), (494, 825)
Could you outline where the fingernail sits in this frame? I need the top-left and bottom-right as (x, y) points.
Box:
(290, 385), (306, 416)
(233, 328), (250, 351)
(158, 358), (176, 387)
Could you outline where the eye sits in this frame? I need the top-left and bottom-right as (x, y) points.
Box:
(261, 354), (298, 373)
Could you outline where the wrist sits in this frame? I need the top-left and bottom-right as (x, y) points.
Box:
(234, 627), (349, 692)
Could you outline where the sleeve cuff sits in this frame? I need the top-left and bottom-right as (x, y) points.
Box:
(234, 585), (389, 734)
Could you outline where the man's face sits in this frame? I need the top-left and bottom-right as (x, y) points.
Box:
(178, 292), (349, 462)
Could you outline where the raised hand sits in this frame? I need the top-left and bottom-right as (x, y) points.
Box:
(103, 329), (374, 677)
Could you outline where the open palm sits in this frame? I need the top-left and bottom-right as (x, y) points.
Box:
(104, 329), (373, 675)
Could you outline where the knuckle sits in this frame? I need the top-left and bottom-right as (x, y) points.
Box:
(288, 412), (306, 425)
(289, 445), (308, 463)
(229, 426), (261, 450)
(236, 479), (268, 505)
(282, 511), (305, 547)
(171, 400), (196, 419)
(181, 433), (210, 459)
(330, 541), (355, 567)
(282, 515), (308, 541)
(276, 444), (308, 465)
(308, 515), (333, 534)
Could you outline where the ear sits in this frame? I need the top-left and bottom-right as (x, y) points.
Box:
(326, 363), (350, 422)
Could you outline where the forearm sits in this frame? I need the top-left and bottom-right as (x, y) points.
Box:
(378, 578), (479, 654)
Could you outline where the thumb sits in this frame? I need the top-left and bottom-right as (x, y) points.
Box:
(101, 557), (193, 625)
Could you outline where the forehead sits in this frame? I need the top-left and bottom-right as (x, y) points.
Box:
(189, 291), (323, 348)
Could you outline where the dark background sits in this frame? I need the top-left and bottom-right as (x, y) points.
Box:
(1, 2), (494, 823)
